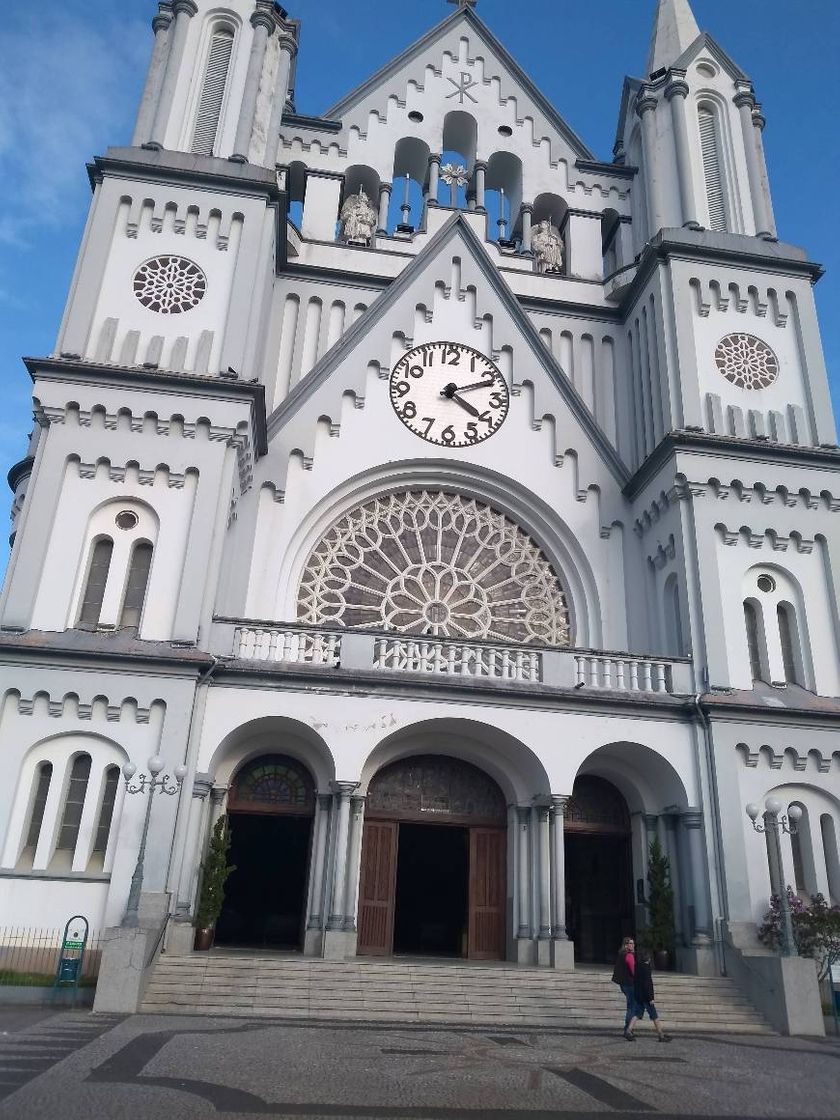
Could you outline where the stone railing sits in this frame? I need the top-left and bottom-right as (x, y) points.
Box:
(373, 636), (541, 682)
(214, 619), (692, 696)
(233, 624), (340, 667)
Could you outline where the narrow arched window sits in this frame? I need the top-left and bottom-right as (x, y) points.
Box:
(119, 542), (153, 628)
(698, 107), (728, 232)
(777, 603), (800, 685)
(191, 27), (234, 156)
(820, 814), (840, 905)
(93, 766), (120, 855)
(56, 754), (92, 853)
(25, 762), (52, 851)
(79, 538), (113, 627)
(743, 601), (763, 681)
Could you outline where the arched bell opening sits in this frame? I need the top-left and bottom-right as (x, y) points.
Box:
(389, 136), (429, 233)
(357, 754), (507, 961)
(215, 753), (317, 951)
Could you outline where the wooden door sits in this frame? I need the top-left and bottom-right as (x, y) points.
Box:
(356, 820), (398, 955)
(468, 827), (505, 960)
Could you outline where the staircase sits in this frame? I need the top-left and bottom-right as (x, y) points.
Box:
(141, 955), (772, 1033)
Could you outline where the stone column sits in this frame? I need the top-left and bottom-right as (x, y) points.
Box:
(232, 5), (275, 162)
(665, 75), (699, 229)
(265, 33), (298, 167)
(550, 796), (569, 940)
(306, 794), (332, 931)
(536, 804), (551, 946)
(343, 796), (366, 932)
(327, 782), (357, 932)
(148, 0), (198, 150)
(682, 810), (712, 938)
(644, 813), (659, 859)
(750, 105), (776, 238)
(516, 806), (531, 944)
(636, 90), (665, 237)
(734, 87), (774, 238)
(377, 182), (392, 235)
(472, 160), (487, 212)
(208, 785), (228, 830)
(661, 813), (683, 944)
(519, 203), (533, 253)
(426, 154), (441, 208)
(167, 774), (213, 955)
(132, 5), (174, 146)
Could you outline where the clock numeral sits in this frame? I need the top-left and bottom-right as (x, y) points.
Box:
(441, 425), (456, 444)
(422, 347), (435, 367)
(394, 380), (410, 398)
(401, 401), (417, 419)
(445, 345), (460, 366)
(465, 422), (479, 441)
(479, 410), (493, 426)
(408, 364), (423, 379)
(488, 391), (504, 409)
(420, 416), (435, 437)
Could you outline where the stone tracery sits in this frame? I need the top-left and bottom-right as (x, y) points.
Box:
(297, 490), (570, 645)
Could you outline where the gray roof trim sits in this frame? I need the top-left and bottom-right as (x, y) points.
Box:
(280, 112), (342, 133)
(266, 212), (629, 485)
(323, 8), (595, 161)
(25, 357), (268, 456)
(614, 76), (643, 154)
(574, 158), (637, 181)
(0, 629), (213, 672)
(88, 147), (282, 201)
(624, 430), (840, 501)
(671, 32), (750, 82)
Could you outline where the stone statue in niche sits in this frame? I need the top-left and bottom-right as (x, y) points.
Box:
(532, 219), (564, 273)
(339, 186), (377, 246)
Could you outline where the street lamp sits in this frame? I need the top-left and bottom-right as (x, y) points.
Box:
(746, 797), (803, 957)
(121, 757), (187, 928)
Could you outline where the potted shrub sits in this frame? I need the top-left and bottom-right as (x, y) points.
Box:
(193, 816), (235, 951)
(640, 835), (675, 970)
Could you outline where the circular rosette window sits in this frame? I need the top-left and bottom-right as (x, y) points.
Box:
(714, 333), (779, 390)
(297, 491), (571, 645)
(132, 255), (207, 314)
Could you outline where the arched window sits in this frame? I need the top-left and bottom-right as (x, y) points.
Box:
(698, 106), (728, 232)
(820, 814), (840, 904)
(119, 542), (153, 628)
(24, 762), (52, 852)
(93, 765), (120, 856)
(788, 802), (816, 898)
(664, 574), (685, 656)
(79, 538), (113, 627)
(777, 603), (801, 685)
(743, 601), (763, 681)
(228, 755), (315, 815)
(56, 754), (92, 853)
(191, 27), (234, 156)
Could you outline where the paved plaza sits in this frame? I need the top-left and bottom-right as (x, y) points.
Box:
(0, 1009), (838, 1119)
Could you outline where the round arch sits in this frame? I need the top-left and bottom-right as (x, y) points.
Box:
(574, 741), (690, 813)
(273, 461), (602, 649)
(208, 716), (334, 792)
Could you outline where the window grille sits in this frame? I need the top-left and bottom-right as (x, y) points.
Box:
(120, 542), (153, 628)
(191, 28), (234, 156)
(777, 604), (799, 685)
(56, 755), (92, 852)
(698, 107), (727, 232)
(93, 766), (120, 854)
(743, 602), (762, 681)
(79, 538), (113, 627)
(25, 763), (52, 850)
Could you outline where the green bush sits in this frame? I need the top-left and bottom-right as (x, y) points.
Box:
(194, 816), (235, 930)
(639, 835), (675, 954)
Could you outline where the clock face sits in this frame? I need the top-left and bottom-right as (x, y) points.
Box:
(389, 342), (509, 447)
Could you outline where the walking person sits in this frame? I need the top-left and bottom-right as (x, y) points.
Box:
(626, 948), (672, 1042)
(611, 936), (637, 1039)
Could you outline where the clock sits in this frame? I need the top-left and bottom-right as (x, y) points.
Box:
(389, 341), (509, 447)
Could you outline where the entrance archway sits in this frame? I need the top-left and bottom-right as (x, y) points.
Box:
(564, 775), (634, 962)
(215, 754), (315, 950)
(357, 755), (506, 960)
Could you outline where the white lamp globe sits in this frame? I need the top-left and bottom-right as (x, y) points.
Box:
(148, 755), (165, 776)
(122, 762), (137, 781)
(765, 797), (783, 816)
(745, 803), (760, 821)
(174, 764), (187, 783)
(787, 804), (803, 823)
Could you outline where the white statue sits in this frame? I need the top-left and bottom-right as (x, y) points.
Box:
(531, 219), (564, 273)
(339, 186), (377, 246)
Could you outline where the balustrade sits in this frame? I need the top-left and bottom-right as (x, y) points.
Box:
(573, 653), (672, 693)
(373, 636), (541, 682)
(234, 625), (340, 666)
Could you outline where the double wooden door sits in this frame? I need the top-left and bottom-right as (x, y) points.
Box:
(356, 820), (505, 959)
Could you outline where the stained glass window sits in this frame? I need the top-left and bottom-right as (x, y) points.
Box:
(228, 755), (315, 815)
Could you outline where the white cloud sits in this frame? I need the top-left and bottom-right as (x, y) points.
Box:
(0, 7), (148, 243)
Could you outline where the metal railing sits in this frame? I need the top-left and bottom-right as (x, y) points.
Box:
(0, 926), (102, 988)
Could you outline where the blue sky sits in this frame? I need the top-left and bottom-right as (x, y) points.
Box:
(1, 0), (838, 572)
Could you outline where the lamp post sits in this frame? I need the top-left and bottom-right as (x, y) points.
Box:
(121, 756), (187, 928)
(745, 797), (803, 957)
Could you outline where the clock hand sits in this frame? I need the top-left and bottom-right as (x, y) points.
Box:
(453, 380), (495, 393)
(450, 392), (481, 418)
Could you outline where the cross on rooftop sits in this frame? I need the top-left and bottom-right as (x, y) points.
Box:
(447, 0), (477, 8)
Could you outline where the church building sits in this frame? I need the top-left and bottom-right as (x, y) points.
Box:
(1, 0), (838, 1004)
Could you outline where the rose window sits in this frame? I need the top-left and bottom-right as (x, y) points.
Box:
(297, 491), (570, 645)
(132, 255), (206, 313)
(714, 333), (779, 390)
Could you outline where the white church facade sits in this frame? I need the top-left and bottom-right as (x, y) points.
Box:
(1, 0), (839, 998)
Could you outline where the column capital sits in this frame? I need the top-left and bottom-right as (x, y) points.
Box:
(665, 78), (689, 101)
(516, 804), (531, 824)
(250, 9), (276, 33)
(192, 774), (213, 799)
(551, 794), (571, 815)
(210, 785), (228, 805)
(277, 31), (298, 58)
(751, 106), (766, 131)
(171, 0), (198, 17)
(682, 809), (704, 829)
(733, 90), (756, 111)
(473, 158), (488, 172)
(428, 152), (442, 166)
(316, 791), (333, 809)
(635, 90), (659, 117)
(519, 201), (534, 215)
(350, 794), (366, 814)
(379, 181), (393, 195)
(644, 813), (659, 833)
(331, 780), (360, 797)
(152, 7), (173, 34)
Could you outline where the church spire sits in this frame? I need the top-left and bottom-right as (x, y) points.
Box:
(645, 0), (700, 76)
